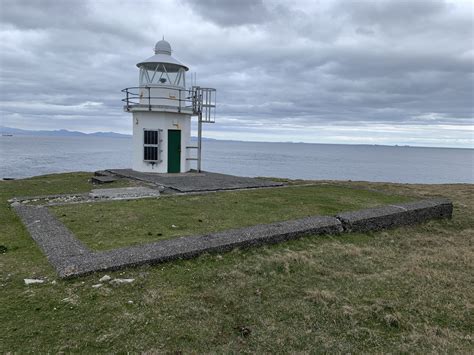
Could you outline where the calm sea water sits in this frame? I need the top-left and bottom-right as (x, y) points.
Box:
(1, 135), (473, 183)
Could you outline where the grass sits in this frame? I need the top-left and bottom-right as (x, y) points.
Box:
(1, 172), (473, 352)
(51, 184), (412, 250)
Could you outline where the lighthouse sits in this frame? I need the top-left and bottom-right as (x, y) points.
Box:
(122, 39), (216, 173)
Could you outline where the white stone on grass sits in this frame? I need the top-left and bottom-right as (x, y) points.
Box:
(111, 278), (135, 284)
(92, 284), (103, 288)
(24, 278), (44, 285)
(99, 275), (111, 282)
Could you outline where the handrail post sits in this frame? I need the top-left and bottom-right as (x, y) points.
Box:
(126, 89), (129, 111)
(148, 86), (151, 111)
(178, 89), (181, 113)
(197, 113), (202, 172)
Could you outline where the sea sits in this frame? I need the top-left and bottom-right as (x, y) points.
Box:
(1, 135), (473, 183)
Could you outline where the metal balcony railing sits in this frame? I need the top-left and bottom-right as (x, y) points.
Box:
(122, 86), (216, 121)
(121, 86), (195, 113)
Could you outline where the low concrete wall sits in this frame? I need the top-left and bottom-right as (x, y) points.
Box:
(13, 197), (453, 278)
(12, 205), (91, 273)
(336, 198), (453, 233)
(63, 216), (343, 278)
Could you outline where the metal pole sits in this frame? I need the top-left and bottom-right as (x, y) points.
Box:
(197, 113), (202, 172)
(178, 89), (181, 113)
(126, 89), (129, 111)
(148, 87), (151, 111)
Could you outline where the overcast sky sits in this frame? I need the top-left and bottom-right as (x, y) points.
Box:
(0, 0), (473, 147)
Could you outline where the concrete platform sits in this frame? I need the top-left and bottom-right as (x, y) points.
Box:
(106, 169), (284, 192)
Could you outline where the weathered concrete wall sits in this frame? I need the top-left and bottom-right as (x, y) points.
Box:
(65, 216), (344, 278)
(13, 197), (453, 278)
(336, 198), (453, 232)
(12, 205), (91, 273)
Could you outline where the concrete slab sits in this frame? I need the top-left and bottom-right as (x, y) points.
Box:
(89, 187), (161, 200)
(106, 169), (284, 192)
(91, 176), (118, 184)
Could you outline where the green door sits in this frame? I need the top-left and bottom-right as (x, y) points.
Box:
(167, 130), (181, 173)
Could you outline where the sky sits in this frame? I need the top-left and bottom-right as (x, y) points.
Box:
(0, 0), (473, 148)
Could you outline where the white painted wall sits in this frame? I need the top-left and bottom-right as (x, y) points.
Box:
(131, 111), (191, 173)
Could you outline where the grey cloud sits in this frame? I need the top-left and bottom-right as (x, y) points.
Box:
(181, 0), (272, 26)
(0, 0), (472, 147)
(0, 0), (89, 29)
(334, 0), (448, 27)
(0, 0), (150, 44)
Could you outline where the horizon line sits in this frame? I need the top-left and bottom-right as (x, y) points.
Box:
(1, 125), (472, 150)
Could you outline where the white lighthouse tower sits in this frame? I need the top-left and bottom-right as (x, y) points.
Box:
(123, 39), (215, 173)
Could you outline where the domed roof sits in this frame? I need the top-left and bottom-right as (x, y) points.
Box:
(155, 39), (172, 55)
(137, 39), (188, 72)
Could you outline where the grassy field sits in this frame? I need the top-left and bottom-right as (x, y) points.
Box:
(1, 172), (473, 352)
(51, 185), (412, 250)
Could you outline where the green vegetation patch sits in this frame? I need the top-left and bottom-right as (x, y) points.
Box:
(1, 173), (473, 352)
(51, 185), (412, 250)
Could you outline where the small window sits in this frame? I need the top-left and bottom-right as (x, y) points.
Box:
(144, 130), (158, 145)
(144, 130), (161, 161)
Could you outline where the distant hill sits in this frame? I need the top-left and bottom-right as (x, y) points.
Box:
(0, 126), (131, 138)
(0, 126), (221, 141)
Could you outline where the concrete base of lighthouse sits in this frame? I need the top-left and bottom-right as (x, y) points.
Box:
(132, 111), (192, 173)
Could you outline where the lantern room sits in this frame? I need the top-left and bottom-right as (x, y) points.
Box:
(137, 39), (188, 88)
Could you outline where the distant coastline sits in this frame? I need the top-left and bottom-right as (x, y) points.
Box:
(1, 126), (472, 150)
(0, 126), (130, 138)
